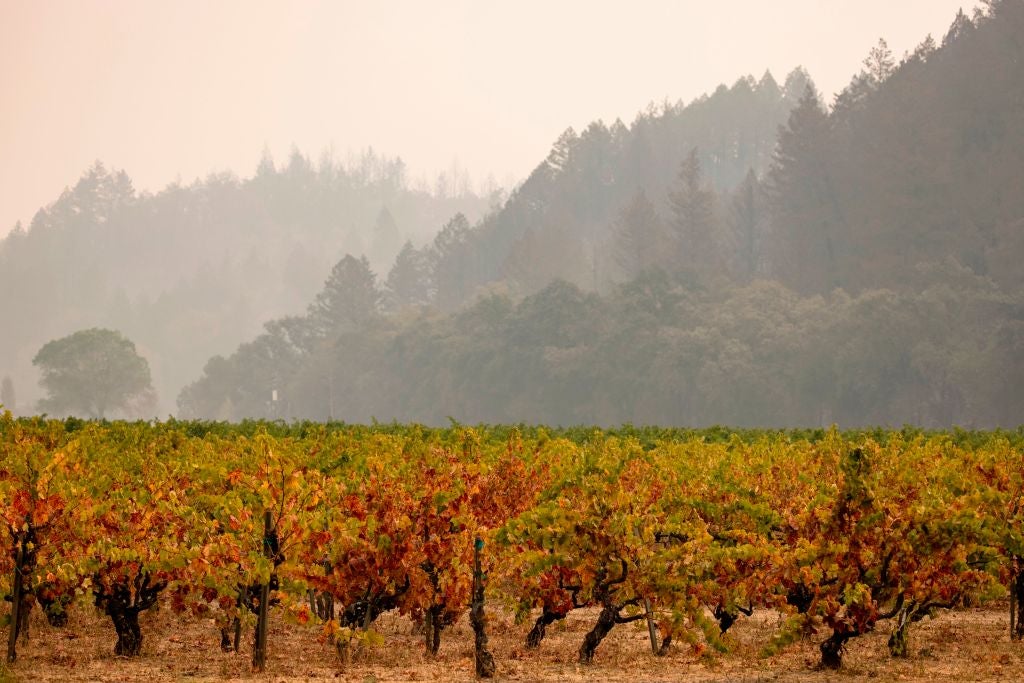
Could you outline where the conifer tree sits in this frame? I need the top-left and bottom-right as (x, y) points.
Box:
(307, 255), (381, 338)
(668, 149), (720, 283)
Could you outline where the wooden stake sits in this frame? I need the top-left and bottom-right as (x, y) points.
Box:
(471, 537), (495, 678)
(643, 598), (659, 655)
(252, 510), (273, 672)
(5, 540), (24, 663)
(1011, 576), (1018, 642)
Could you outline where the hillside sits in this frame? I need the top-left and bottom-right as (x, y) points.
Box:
(767, 4), (1024, 295)
(0, 152), (491, 415)
(179, 2), (1024, 427)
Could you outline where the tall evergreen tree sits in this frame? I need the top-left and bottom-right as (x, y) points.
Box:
(307, 254), (381, 338)
(782, 67), (813, 104)
(612, 189), (669, 279)
(766, 85), (844, 293)
(370, 206), (402, 268)
(385, 241), (433, 309)
(862, 38), (896, 86)
(545, 128), (578, 175)
(668, 148), (720, 282)
(943, 8), (974, 46)
(728, 169), (765, 282)
(431, 213), (475, 311)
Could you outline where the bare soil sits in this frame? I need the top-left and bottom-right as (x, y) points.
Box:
(3, 601), (1022, 682)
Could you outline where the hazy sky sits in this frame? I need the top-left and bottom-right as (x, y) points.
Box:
(0, 0), (980, 237)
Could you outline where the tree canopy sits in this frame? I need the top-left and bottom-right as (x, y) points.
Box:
(177, 3), (1024, 428)
(0, 152), (490, 415)
(33, 328), (155, 418)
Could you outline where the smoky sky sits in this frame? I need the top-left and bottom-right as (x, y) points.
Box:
(0, 0), (980, 237)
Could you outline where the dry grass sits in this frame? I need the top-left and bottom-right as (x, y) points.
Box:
(5, 601), (1022, 682)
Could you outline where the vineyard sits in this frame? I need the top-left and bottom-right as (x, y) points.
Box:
(2, 413), (1024, 680)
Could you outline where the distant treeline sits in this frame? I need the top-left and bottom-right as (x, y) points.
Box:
(0, 150), (492, 414)
(178, 269), (1023, 428)
(27, 415), (1024, 450)
(180, 2), (1024, 428)
(4, 2), (1022, 427)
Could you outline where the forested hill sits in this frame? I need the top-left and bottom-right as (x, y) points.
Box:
(767, 3), (1024, 295)
(435, 0), (1024, 306)
(386, 68), (808, 310)
(179, 2), (1024, 428)
(0, 152), (492, 415)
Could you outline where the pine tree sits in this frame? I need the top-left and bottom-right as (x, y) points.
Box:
(667, 149), (720, 282)
(782, 67), (813, 104)
(386, 241), (433, 309)
(370, 206), (402, 267)
(766, 85), (843, 293)
(612, 190), (669, 279)
(307, 255), (381, 338)
(943, 8), (974, 46)
(862, 38), (895, 86)
(431, 214), (474, 311)
(728, 169), (765, 281)
(545, 128), (578, 175)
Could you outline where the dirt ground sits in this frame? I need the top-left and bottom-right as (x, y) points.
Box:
(3, 601), (1022, 682)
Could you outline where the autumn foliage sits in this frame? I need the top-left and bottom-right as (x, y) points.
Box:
(2, 413), (1023, 672)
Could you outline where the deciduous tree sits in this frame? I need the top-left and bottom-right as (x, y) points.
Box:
(32, 328), (154, 419)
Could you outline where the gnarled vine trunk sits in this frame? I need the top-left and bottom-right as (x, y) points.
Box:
(577, 560), (646, 664)
(819, 630), (854, 670)
(526, 608), (567, 649)
(6, 520), (39, 662)
(579, 603), (618, 664)
(111, 608), (144, 657)
(1011, 563), (1024, 642)
(423, 605), (448, 656)
(888, 616), (911, 657)
(94, 572), (166, 658)
(471, 538), (495, 678)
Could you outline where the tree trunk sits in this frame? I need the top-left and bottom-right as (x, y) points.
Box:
(423, 609), (432, 655)
(526, 609), (565, 649)
(471, 538), (495, 678)
(252, 510), (273, 672)
(424, 606), (443, 656)
(111, 608), (143, 657)
(1010, 563), (1024, 642)
(888, 603), (917, 658)
(819, 630), (853, 670)
(16, 596), (30, 642)
(579, 604), (617, 664)
(714, 604), (737, 634)
(362, 598), (375, 631)
(5, 543), (24, 663)
(1012, 578), (1018, 642)
(888, 623), (910, 658)
(233, 590), (243, 652)
(94, 573), (165, 658)
(220, 624), (234, 653)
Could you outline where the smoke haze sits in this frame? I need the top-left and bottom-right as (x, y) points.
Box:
(1, 0), (979, 236)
